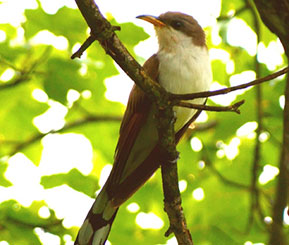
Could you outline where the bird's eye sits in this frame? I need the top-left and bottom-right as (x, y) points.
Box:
(171, 20), (183, 29)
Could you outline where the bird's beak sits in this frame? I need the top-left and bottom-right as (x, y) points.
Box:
(136, 15), (166, 27)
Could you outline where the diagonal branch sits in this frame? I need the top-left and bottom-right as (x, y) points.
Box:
(73, 1), (191, 244)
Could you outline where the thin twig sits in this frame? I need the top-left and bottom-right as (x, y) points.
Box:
(71, 35), (96, 59)
(0, 75), (31, 90)
(176, 100), (245, 114)
(169, 66), (289, 101)
(0, 47), (51, 91)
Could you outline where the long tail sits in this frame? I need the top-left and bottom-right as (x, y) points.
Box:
(74, 187), (118, 245)
(74, 108), (203, 245)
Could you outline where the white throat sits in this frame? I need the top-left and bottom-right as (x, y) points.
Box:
(156, 28), (212, 130)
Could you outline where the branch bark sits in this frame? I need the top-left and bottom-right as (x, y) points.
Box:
(73, 1), (191, 244)
(253, 1), (289, 244)
(169, 66), (289, 101)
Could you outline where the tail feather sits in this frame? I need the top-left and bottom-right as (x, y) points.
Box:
(75, 188), (118, 245)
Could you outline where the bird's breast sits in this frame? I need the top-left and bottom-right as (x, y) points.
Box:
(157, 45), (212, 131)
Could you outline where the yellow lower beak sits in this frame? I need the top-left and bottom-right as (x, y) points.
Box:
(136, 15), (166, 27)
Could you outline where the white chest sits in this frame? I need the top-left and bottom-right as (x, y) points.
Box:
(157, 45), (212, 131)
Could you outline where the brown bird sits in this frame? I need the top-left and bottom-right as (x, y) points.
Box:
(75, 11), (212, 245)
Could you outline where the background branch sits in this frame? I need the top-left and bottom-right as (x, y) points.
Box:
(0, 47), (51, 90)
(2, 115), (122, 157)
(253, 1), (289, 244)
(246, 0), (265, 233)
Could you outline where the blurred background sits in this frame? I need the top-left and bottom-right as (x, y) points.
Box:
(0, 0), (287, 244)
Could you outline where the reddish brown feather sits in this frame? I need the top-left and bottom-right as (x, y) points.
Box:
(111, 108), (203, 207)
(106, 53), (203, 205)
(106, 54), (160, 194)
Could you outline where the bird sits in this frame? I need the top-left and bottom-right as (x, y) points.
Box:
(75, 11), (212, 245)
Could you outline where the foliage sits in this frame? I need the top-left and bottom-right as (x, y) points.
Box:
(0, 0), (288, 244)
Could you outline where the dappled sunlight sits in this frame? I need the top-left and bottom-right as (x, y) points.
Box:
(195, 111), (208, 123)
(33, 101), (68, 133)
(230, 70), (256, 87)
(209, 82), (236, 106)
(190, 137), (203, 152)
(216, 137), (241, 160)
(0, 68), (15, 82)
(126, 202), (140, 213)
(258, 165), (279, 185)
(192, 187), (205, 201)
(98, 164), (112, 187)
(279, 95), (285, 109)
(4, 153), (42, 207)
(104, 71), (134, 105)
(284, 207), (289, 225)
(38, 205), (51, 219)
(264, 216), (273, 225)
(32, 88), (49, 103)
(198, 160), (206, 170)
(39, 0), (77, 14)
(257, 40), (284, 70)
(210, 48), (236, 74)
(244, 242), (265, 245)
(135, 212), (164, 230)
(34, 227), (61, 245)
(30, 30), (69, 50)
(236, 121), (258, 138)
(40, 133), (94, 175)
(165, 236), (177, 245)
(67, 89), (81, 107)
(0, 29), (6, 42)
(1, 0), (288, 244)
(44, 185), (94, 228)
(178, 179), (187, 193)
(226, 18), (257, 55)
(258, 132), (269, 142)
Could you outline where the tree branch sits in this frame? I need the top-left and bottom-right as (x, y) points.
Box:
(2, 115), (121, 157)
(73, 1), (192, 243)
(0, 47), (51, 91)
(176, 100), (245, 114)
(71, 35), (96, 59)
(73, 0), (166, 102)
(246, 0), (266, 233)
(169, 66), (289, 101)
(72, 1), (289, 244)
(253, 1), (289, 244)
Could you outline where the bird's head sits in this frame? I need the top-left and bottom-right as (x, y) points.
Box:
(137, 12), (206, 51)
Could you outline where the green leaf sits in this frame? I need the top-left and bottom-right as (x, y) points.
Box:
(23, 6), (87, 46)
(0, 200), (64, 245)
(41, 168), (98, 197)
(0, 162), (12, 187)
(113, 20), (149, 55)
(0, 85), (48, 147)
(43, 58), (89, 104)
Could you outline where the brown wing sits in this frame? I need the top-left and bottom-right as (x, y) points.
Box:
(106, 54), (159, 191)
(106, 54), (205, 205)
